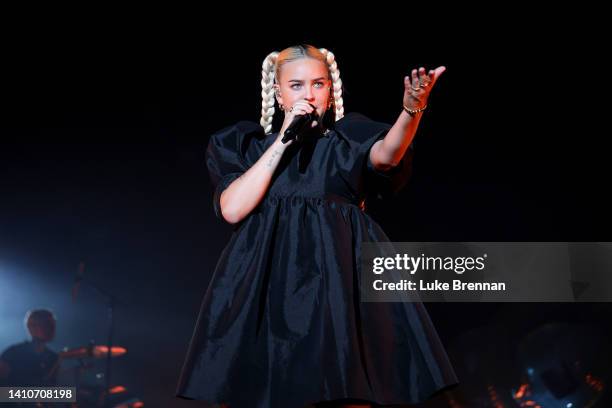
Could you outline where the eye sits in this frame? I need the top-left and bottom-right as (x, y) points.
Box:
(290, 84), (302, 90)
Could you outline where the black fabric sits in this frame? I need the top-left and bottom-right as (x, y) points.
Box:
(177, 113), (458, 408)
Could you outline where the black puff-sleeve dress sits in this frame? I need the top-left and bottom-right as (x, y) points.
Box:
(176, 112), (458, 408)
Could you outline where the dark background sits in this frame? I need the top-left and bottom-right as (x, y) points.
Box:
(1, 16), (610, 407)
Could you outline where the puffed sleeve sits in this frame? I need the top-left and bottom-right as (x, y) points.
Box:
(335, 112), (415, 199)
(204, 121), (265, 221)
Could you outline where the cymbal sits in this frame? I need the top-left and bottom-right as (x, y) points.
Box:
(76, 384), (127, 394)
(108, 385), (127, 395)
(74, 384), (130, 406)
(93, 345), (127, 358)
(60, 345), (127, 359)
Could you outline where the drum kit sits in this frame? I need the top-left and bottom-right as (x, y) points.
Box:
(441, 322), (609, 407)
(54, 341), (143, 408)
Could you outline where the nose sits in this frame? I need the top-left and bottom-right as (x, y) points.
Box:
(303, 86), (315, 101)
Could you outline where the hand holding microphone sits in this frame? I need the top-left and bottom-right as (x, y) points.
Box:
(278, 101), (320, 145)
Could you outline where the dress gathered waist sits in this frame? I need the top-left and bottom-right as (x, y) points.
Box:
(264, 193), (360, 207)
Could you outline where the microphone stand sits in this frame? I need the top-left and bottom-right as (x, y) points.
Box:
(72, 264), (122, 408)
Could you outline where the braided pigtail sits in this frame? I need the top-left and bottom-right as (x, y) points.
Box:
(319, 48), (344, 121)
(260, 51), (279, 134)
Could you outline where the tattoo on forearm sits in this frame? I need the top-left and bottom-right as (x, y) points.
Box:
(266, 149), (281, 168)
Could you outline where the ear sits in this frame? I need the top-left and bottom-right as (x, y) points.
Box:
(274, 84), (283, 105)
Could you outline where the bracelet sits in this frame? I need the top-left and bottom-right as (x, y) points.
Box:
(403, 104), (427, 116)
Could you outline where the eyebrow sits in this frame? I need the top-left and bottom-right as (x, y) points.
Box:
(288, 77), (328, 83)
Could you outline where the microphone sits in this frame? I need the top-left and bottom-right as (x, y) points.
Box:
(281, 110), (319, 144)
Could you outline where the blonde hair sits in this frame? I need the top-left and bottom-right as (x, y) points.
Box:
(260, 44), (344, 134)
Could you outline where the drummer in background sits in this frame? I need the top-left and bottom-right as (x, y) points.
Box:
(0, 309), (59, 387)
